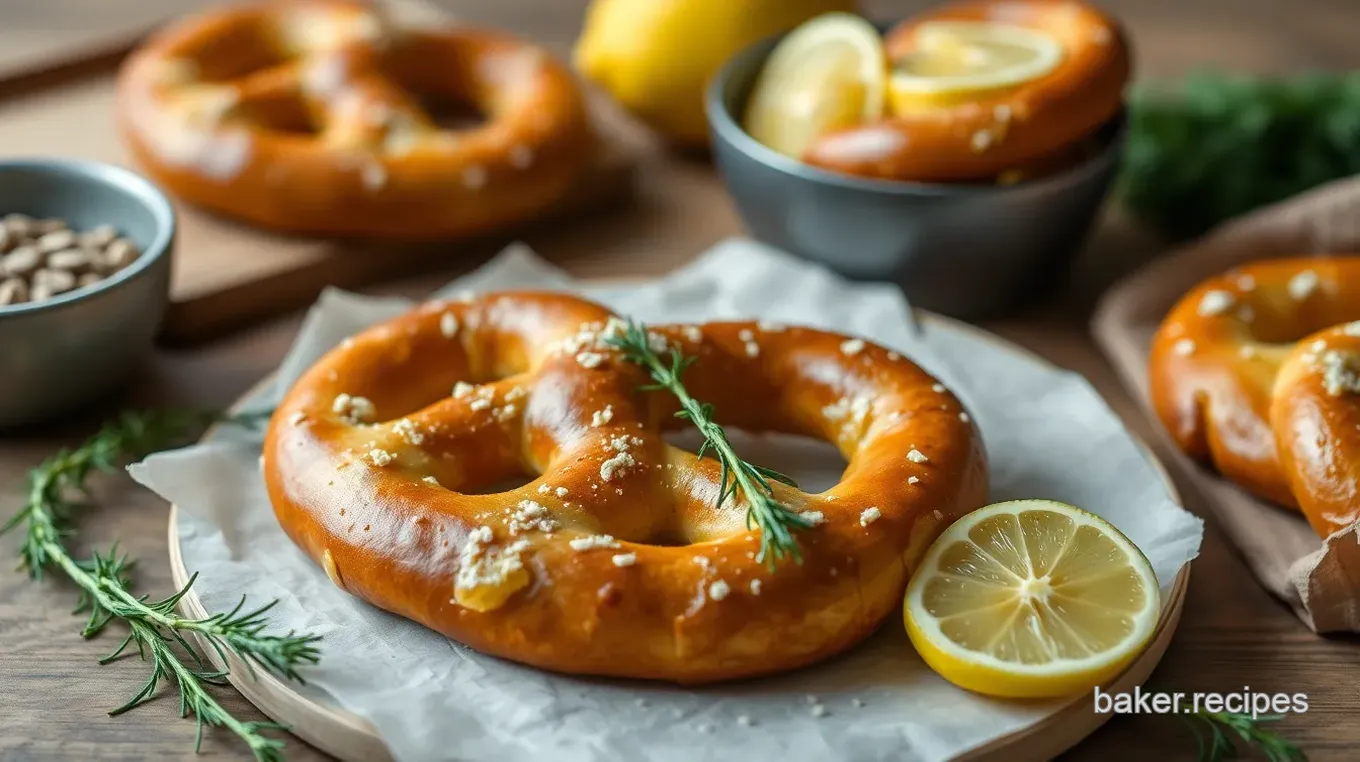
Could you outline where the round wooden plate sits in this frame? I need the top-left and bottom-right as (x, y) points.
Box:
(167, 310), (1191, 762)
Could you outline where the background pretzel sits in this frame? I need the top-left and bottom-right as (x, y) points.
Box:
(1150, 257), (1360, 532)
(264, 291), (988, 683)
(805, 0), (1128, 182)
(116, 0), (594, 238)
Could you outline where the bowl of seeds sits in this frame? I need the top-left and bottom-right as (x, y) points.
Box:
(0, 159), (174, 428)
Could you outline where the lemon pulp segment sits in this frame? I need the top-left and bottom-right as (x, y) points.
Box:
(890, 21), (1063, 111)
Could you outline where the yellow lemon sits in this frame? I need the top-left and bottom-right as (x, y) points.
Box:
(742, 13), (887, 159)
(574, 0), (858, 147)
(904, 499), (1160, 699)
(889, 21), (1063, 113)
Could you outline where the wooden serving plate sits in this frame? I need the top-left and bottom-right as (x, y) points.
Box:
(166, 310), (1191, 762)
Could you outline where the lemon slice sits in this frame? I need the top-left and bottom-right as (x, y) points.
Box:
(742, 13), (887, 158)
(904, 499), (1160, 698)
(889, 21), (1063, 111)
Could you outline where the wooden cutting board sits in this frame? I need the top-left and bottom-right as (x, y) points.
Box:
(0, 0), (644, 345)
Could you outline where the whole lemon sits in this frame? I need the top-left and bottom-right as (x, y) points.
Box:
(575, 0), (859, 147)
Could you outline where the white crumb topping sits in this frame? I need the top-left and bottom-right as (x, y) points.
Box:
(757, 320), (785, 332)
(749, 579), (762, 595)
(823, 394), (871, 431)
(840, 338), (866, 356)
(504, 385), (527, 402)
(600, 451), (637, 482)
(555, 486), (569, 498)
(439, 312), (459, 338)
(887, 351), (901, 361)
(744, 340), (760, 357)
(1172, 338), (1196, 357)
(537, 483), (550, 495)
(422, 475), (440, 486)
(1288, 269), (1320, 301)
(908, 476), (921, 485)
(931, 383), (946, 393)
(367, 448), (395, 467)
(682, 325), (703, 343)
(860, 507), (882, 526)
(738, 328), (755, 342)
(611, 552), (637, 567)
(469, 398), (492, 411)
(452, 381), (475, 398)
(332, 393), (376, 424)
(493, 403), (518, 422)
(708, 580), (731, 601)
(1197, 290), (1235, 317)
(799, 510), (826, 526)
(288, 411), (307, 426)
(576, 351), (606, 369)
(591, 405), (615, 427)
(692, 556), (710, 569)
(569, 534), (619, 551)
(454, 527), (529, 596)
(508, 499), (560, 535)
(907, 448), (929, 463)
(1345, 322), (1360, 337)
(1320, 350), (1360, 396)
(392, 418), (425, 445)
(959, 412), (970, 423)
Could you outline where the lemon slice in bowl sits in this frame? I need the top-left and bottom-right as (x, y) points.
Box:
(889, 21), (1063, 112)
(904, 499), (1160, 699)
(742, 13), (888, 158)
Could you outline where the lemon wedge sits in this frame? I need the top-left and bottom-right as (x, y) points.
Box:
(889, 21), (1063, 112)
(743, 13), (887, 158)
(904, 499), (1160, 698)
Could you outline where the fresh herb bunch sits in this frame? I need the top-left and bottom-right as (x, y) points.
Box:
(1185, 711), (1307, 762)
(1119, 71), (1360, 238)
(1, 408), (320, 762)
(605, 320), (813, 567)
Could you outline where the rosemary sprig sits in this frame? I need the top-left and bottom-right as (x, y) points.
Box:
(604, 320), (813, 567)
(1, 408), (320, 762)
(1184, 711), (1307, 762)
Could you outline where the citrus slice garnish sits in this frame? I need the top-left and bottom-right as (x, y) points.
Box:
(742, 13), (887, 158)
(904, 499), (1160, 698)
(889, 21), (1063, 111)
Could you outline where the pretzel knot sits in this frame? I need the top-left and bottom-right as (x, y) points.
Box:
(1150, 257), (1360, 538)
(265, 292), (987, 682)
(115, 0), (593, 238)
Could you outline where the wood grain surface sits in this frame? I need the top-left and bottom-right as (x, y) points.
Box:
(3, 0), (1360, 761)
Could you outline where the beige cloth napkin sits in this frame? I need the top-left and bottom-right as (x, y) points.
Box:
(1092, 176), (1360, 633)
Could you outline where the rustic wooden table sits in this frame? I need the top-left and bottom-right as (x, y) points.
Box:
(3, 0), (1360, 760)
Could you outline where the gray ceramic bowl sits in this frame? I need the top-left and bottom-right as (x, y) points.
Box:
(0, 159), (174, 428)
(707, 32), (1126, 320)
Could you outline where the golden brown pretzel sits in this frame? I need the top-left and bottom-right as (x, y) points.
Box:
(1149, 257), (1360, 526)
(116, 0), (594, 238)
(804, 0), (1128, 182)
(264, 291), (988, 682)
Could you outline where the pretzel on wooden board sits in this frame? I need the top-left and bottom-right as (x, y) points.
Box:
(1149, 257), (1360, 537)
(804, 0), (1128, 183)
(115, 0), (594, 238)
(264, 291), (988, 682)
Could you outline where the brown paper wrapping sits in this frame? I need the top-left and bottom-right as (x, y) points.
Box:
(1092, 176), (1360, 633)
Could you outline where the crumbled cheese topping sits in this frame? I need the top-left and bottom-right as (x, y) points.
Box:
(757, 320), (785, 332)
(1311, 339), (1328, 354)
(332, 393), (376, 424)
(1319, 350), (1360, 396)
(799, 510), (826, 526)
(971, 129), (993, 152)
(392, 418), (424, 445)
(738, 328), (755, 342)
(708, 580), (731, 601)
(959, 412), (970, 423)
(1172, 338), (1196, 357)
(908, 476), (921, 485)
(453, 527), (530, 608)
(907, 448), (929, 463)
(493, 403), (518, 422)
(366, 448), (394, 467)
(576, 351), (606, 369)
(749, 579), (762, 595)
(1197, 290), (1235, 317)
(508, 499), (560, 536)
(860, 507), (882, 526)
(1288, 270), (1320, 301)
(452, 381), (475, 398)
(504, 385), (527, 402)
(887, 351), (901, 361)
(439, 312), (459, 338)
(682, 325), (703, 343)
(555, 487), (569, 498)
(931, 383), (946, 393)
(611, 552), (637, 567)
(569, 534), (619, 551)
(823, 394), (871, 432)
(537, 483), (550, 495)
(422, 475), (440, 486)
(591, 405), (614, 427)
(600, 451), (637, 482)
(840, 338), (866, 356)
(470, 398), (492, 411)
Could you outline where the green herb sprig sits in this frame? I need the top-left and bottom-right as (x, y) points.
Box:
(604, 320), (813, 567)
(1120, 72), (1360, 238)
(1184, 711), (1307, 762)
(1, 408), (320, 762)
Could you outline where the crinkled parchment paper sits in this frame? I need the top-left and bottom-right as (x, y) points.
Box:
(131, 240), (1203, 762)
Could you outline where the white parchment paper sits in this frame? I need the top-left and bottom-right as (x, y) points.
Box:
(130, 240), (1203, 762)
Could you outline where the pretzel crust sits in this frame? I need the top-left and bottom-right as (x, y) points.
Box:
(115, 0), (594, 238)
(1149, 258), (1360, 533)
(264, 292), (988, 682)
(804, 0), (1128, 182)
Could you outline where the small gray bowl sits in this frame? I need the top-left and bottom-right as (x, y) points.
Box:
(707, 33), (1125, 320)
(0, 159), (174, 428)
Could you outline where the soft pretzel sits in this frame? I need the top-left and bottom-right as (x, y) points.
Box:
(804, 0), (1128, 182)
(264, 291), (988, 683)
(1149, 257), (1360, 529)
(116, 0), (594, 238)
